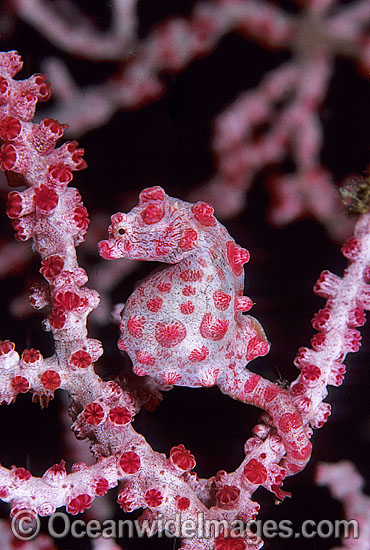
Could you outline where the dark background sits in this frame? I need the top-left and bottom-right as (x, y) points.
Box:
(0, 0), (369, 548)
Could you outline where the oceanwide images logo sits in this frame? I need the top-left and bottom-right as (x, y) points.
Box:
(11, 510), (359, 543)
(11, 509), (41, 541)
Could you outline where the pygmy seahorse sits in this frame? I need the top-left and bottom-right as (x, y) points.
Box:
(99, 186), (270, 388)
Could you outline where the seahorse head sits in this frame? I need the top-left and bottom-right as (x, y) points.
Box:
(99, 186), (201, 263)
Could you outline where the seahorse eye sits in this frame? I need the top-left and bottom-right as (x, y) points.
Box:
(118, 228), (125, 236)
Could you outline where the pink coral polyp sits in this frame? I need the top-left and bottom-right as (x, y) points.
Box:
(215, 534), (247, 550)
(0, 116), (21, 140)
(40, 255), (64, 280)
(40, 370), (61, 391)
(170, 444), (196, 471)
(108, 406), (132, 425)
(11, 376), (29, 394)
(216, 485), (240, 509)
(144, 488), (163, 507)
(243, 459), (268, 485)
(69, 350), (92, 368)
(0, 143), (17, 171)
(67, 494), (93, 515)
(33, 185), (59, 212)
(119, 451), (141, 474)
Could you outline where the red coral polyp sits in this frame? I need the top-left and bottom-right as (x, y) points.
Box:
(0, 340), (14, 355)
(243, 459), (268, 485)
(146, 297), (163, 312)
(54, 291), (81, 311)
(180, 301), (195, 314)
(108, 406), (132, 425)
(0, 143), (17, 170)
(69, 350), (92, 368)
(348, 307), (366, 328)
(344, 328), (362, 352)
(41, 118), (64, 137)
(0, 75), (9, 96)
(73, 205), (89, 230)
(341, 237), (361, 260)
(67, 494), (93, 515)
(215, 534), (247, 550)
(33, 185), (59, 212)
(48, 163), (73, 187)
(83, 402), (105, 425)
(144, 488), (163, 507)
(278, 412), (302, 433)
(40, 255), (64, 280)
(45, 461), (66, 479)
(95, 478), (109, 496)
(127, 315), (145, 337)
(170, 444), (196, 471)
(6, 192), (22, 219)
(177, 497), (190, 510)
(216, 485), (240, 509)
(213, 290), (231, 311)
(11, 376), (30, 394)
(311, 308), (332, 331)
(22, 348), (41, 364)
(49, 307), (66, 329)
(28, 73), (52, 101)
(119, 451), (141, 474)
(65, 141), (87, 170)
(313, 270), (340, 298)
(12, 467), (32, 482)
(301, 364), (321, 385)
(32, 118), (65, 154)
(0, 116), (21, 140)
(40, 370), (61, 391)
(188, 345), (209, 362)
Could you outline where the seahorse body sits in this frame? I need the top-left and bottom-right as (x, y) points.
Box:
(99, 186), (270, 387)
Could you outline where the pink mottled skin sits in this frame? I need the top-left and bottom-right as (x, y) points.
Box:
(99, 186), (270, 388)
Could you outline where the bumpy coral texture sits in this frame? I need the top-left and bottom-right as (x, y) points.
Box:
(100, 186), (270, 388)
